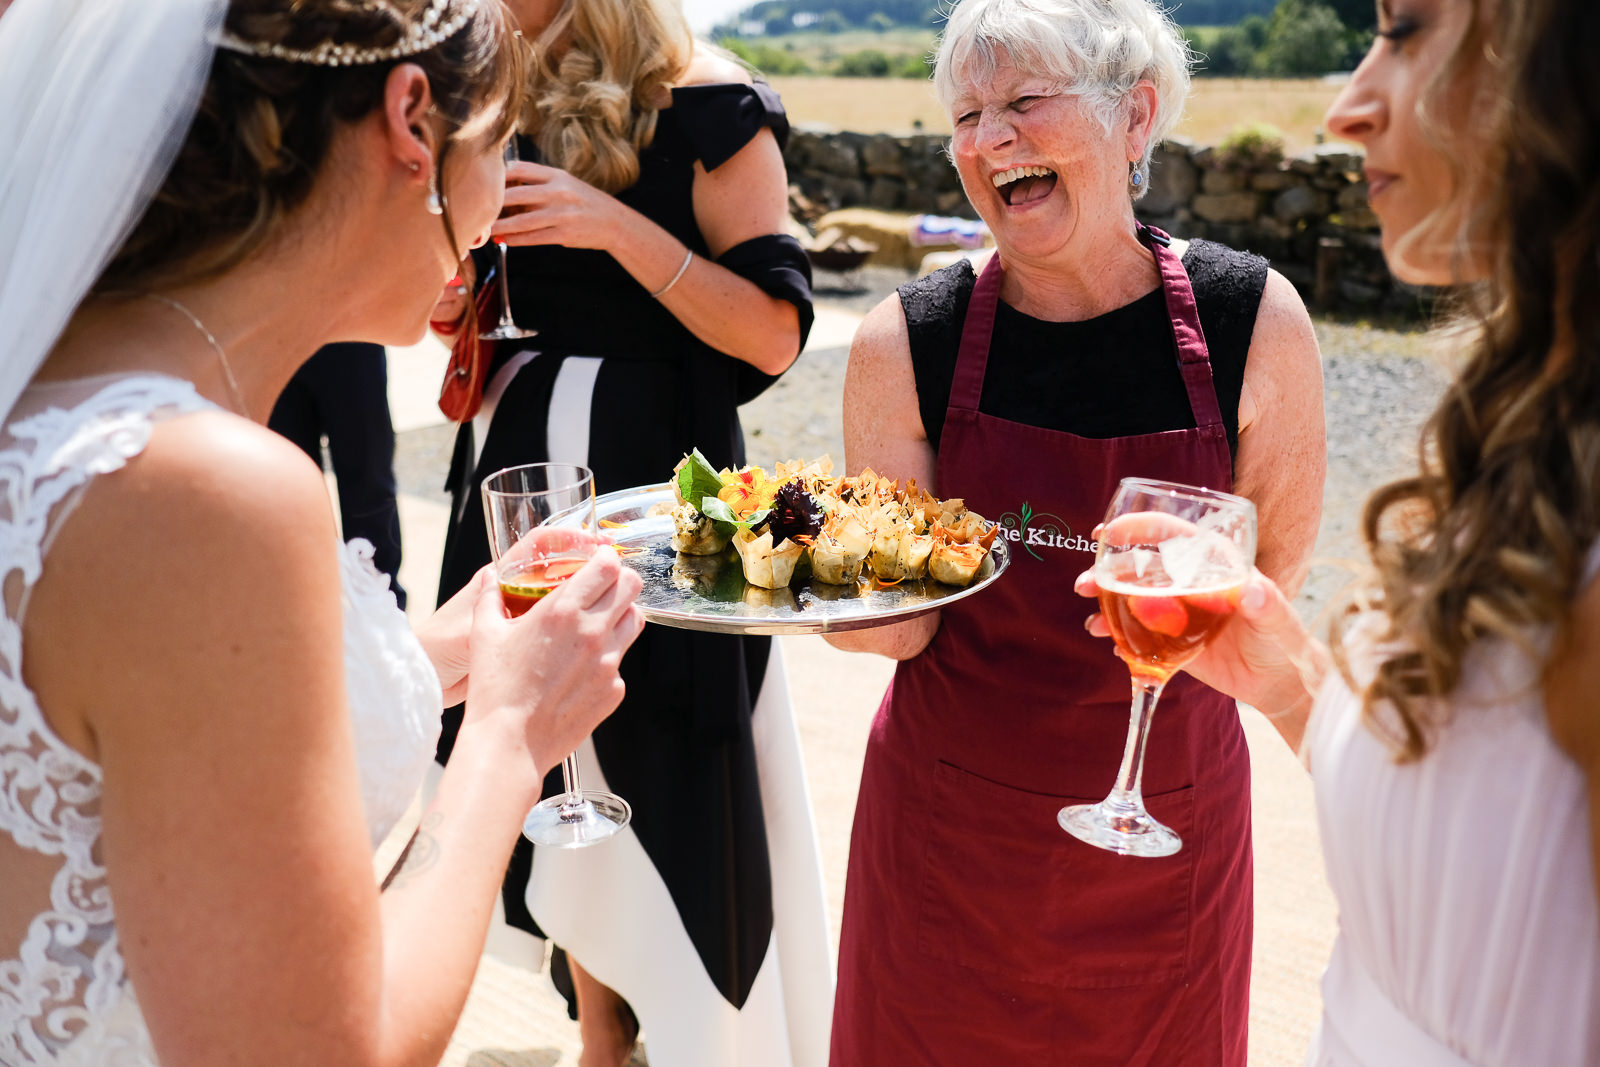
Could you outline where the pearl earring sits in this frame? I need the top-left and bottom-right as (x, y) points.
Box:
(426, 171), (444, 215)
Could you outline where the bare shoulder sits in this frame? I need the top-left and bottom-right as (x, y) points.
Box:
(844, 292), (921, 391)
(121, 411), (336, 537)
(1252, 268), (1318, 353)
(850, 292), (913, 375)
(680, 46), (754, 88)
(845, 292), (930, 473)
(23, 410), (342, 757)
(1242, 269), (1322, 407)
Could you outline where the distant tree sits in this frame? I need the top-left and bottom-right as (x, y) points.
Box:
(835, 49), (892, 76)
(897, 51), (934, 78)
(1239, 12), (1270, 47)
(1323, 0), (1376, 32)
(867, 12), (896, 32)
(1257, 0), (1348, 75)
(1168, 0), (1278, 22)
(817, 9), (850, 33)
(1192, 14), (1268, 75)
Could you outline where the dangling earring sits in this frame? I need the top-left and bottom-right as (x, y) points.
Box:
(426, 171), (445, 216)
(1130, 163), (1143, 190)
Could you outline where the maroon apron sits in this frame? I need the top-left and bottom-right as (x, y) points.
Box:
(830, 228), (1253, 1066)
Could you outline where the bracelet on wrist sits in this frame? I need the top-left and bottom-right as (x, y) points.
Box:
(651, 248), (694, 300)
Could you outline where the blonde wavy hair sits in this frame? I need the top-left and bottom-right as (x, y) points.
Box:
(523, 0), (694, 194)
(1333, 0), (1600, 760)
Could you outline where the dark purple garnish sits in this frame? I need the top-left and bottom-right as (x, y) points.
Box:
(758, 479), (823, 543)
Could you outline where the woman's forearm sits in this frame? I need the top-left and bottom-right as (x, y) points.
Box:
(605, 203), (801, 375)
(824, 612), (940, 660)
(371, 728), (542, 1066)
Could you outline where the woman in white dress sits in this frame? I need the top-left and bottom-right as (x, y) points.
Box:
(0, 1), (643, 1065)
(1079, 0), (1599, 1063)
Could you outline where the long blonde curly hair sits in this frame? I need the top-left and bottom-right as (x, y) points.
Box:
(1334, 0), (1600, 760)
(523, 0), (694, 194)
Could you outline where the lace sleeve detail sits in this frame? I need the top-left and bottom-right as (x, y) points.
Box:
(0, 376), (211, 1066)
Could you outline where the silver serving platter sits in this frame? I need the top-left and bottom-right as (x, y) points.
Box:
(596, 483), (1010, 635)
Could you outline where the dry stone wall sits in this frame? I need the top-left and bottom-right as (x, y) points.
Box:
(784, 125), (1433, 315)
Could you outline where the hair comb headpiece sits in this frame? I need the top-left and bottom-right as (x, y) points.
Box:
(214, 0), (483, 66)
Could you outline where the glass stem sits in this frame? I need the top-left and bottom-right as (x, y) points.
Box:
(557, 751), (585, 817)
(1104, 675), (1168, 819)
(495, 242), (515, 326)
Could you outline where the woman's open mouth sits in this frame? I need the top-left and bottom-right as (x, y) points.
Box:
(993, 165), (1057, 206)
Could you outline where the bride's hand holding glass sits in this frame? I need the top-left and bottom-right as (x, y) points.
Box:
(461, 521), (645, 800)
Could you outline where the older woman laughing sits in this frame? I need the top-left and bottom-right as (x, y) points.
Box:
(824, 0), (1325, 1062)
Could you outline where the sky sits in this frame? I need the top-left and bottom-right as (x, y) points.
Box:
(682, 0), (751, 33)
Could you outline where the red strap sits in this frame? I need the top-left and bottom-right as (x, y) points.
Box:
(948, 254), (1005, 412)
(943, 229), (1224, 429)
(1140, 224), (1223, 429)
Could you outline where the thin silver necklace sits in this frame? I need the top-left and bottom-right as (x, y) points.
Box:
(145, 293), (248, 416)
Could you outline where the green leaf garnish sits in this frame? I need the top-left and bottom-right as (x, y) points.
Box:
(700, 495), (772, 536)
(674, 449), (724, 511)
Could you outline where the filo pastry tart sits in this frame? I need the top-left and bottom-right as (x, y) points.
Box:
(867, 503), (933, 582)
(670, 501), (730, 555)
(732, 528), (806, 589)
(809, 509), (873, 585)
(926, 515), (1000, 587)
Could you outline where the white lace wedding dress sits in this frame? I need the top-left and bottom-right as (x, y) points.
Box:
(0, 375), (443, 1066)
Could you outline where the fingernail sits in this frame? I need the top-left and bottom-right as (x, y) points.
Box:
(1242, 583), (1266, 612)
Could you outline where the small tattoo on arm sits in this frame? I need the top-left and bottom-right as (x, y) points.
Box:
(380, 812), (443, 891)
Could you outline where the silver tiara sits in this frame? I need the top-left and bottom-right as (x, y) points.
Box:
(213, 0), (484, 67)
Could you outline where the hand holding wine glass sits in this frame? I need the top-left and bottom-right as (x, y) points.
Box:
(1058, 478), (1256, 857)
(1075, 562), (1326, 739)
(482, 463), (637, 847)
(479, 136), (537, 341)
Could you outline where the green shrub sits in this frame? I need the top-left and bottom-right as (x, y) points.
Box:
(896, 52), (934, 78)
(1257, 0), (1351, 75)
(835, 49), (891, 77)
(718, 36), (812, 76)
(1216, 122), (1287, 169)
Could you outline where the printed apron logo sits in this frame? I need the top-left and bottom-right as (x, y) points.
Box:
(997, 501), (1099, 562)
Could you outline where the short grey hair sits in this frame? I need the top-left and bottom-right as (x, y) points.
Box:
(933, 0), (1193, 198)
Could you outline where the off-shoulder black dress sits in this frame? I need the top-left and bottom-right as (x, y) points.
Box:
(433, 83), (831, 1067)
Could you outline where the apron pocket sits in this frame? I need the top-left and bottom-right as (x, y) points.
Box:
(915, 759), (1195, 989)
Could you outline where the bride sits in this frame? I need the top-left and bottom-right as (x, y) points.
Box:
(0, 0), (644, 1064)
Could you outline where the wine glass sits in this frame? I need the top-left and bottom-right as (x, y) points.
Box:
(479, 137), (537, 341)
(482, 462), (631, 848)
(1058, 477), (1256, 857)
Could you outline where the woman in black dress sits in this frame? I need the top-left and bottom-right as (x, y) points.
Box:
(428, 2), (828, 1065)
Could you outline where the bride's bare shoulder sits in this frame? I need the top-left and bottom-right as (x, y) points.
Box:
(130, 411), (336, 537)
(22, 409), (343, 759)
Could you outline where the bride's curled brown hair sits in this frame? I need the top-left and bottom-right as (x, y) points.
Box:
(96, 0), (525, 294)
(1335, 0), (1600, 760)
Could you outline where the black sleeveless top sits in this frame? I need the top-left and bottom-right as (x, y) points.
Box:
(903, 240), (1268, 462)
(493, 81), (811, 408)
